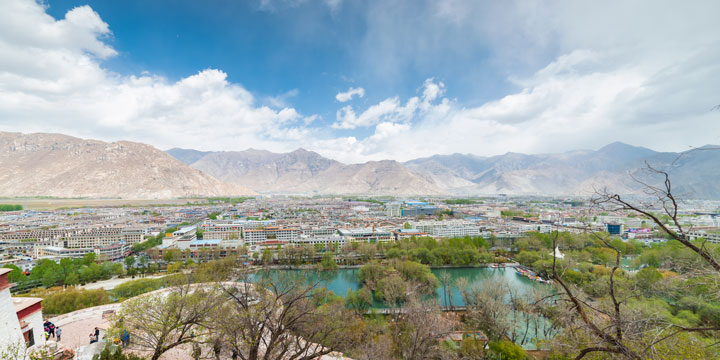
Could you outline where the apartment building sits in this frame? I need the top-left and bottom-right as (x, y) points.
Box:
(338, 228), (394, 243)
(393, 229), (428, 240)
(292, 235), (346, 248)
(688, 230), (720, 244)
(385, 202), (402, 217)
(244, 227), (300, 245)
(202, 224), (243, 240)
(301, 227), (338, 237)
(412, 221), (482, 238)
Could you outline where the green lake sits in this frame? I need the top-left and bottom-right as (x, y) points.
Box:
(253, 267), (546, 307)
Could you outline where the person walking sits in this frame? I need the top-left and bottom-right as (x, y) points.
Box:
(55, 327), (62, 342)
(121, 329), (130, 347)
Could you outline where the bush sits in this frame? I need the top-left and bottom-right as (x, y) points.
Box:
(42, 288), (110, 315)
(488, 340), (527, 360)
(112, 278), (164, 300)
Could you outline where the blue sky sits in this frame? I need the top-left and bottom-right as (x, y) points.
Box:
(1, 0), (719, 162)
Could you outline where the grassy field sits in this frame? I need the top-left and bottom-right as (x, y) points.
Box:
(2, 198), (209, 210)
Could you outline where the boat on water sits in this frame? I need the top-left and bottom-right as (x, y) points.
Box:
(514, 266), (551, 284)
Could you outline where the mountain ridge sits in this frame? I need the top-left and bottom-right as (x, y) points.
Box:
(166, 142), (719, 199)
(0, 132), (256, 199)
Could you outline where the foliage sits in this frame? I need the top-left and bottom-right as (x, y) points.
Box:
(112, 277), (165, 300)
(487, 340), (527, 360)
(0, 204), (22, 211)
(92, 347), (143, 360)
(37, 287), (110, 315)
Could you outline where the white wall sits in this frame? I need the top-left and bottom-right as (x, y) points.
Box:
(0, 289), (25, 353)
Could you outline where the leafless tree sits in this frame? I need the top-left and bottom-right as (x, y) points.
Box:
(113, 281), (222, 360)
(210, 271), (355, 360)
(390, 296), (454, 360)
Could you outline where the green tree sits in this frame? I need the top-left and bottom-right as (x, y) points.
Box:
(124, 255), (136, 268)
(488, 340), (527, 360)
(346, 288), (372, 315)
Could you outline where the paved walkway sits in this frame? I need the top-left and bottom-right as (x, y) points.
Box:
(81, 274), (166, 291)
(50, 303), (120, 351)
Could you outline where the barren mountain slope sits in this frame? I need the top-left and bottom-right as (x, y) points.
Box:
(0, 132), (255, 198)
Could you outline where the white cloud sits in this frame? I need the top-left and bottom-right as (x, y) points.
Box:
(332, 79), (443, 129)
(1, 0), (719, 166)
(335, 87), (365, 102)
(0, 0), (316, 153)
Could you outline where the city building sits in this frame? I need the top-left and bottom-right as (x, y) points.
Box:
(338, 228), (394, 243)
(393, 229), (428, 240)
(244, 227), (300, 245)
(606, 223), (624, 236)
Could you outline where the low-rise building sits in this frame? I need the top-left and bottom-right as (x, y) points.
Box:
(244, 227), (299, 245)
(338, 228), (394, 243)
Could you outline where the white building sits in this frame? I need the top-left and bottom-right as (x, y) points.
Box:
(412, 221), (482, 238)
(338, 229), (394, 243)
(292, 235), (346, 248)
(385, 202), (402, 218)
(688, 230), (720, 244)
(244, 227), (300, 245)
(0, 268), (45, 352)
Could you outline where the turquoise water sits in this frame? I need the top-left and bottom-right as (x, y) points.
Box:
(252, 267), (545, 307)
(252, 267), (552, 349)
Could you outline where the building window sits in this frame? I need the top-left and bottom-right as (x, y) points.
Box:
(24, 329), (34, 347)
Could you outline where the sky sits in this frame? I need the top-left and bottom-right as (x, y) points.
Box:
(0, 0), (719, 163)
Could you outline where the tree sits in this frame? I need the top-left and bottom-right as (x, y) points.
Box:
(357, 242), (377, 262)
(548, 159), (720, 359)
(346, 288), (372, 316)
(124, 255), (136, 269)
(113, 282), (221, 360)
(488, 340), (527, 360)
(212, 273), (356, 360)
(390, 297), (453, 360)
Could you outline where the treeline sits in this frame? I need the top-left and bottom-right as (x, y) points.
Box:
(443, 199), (479, 205)
(260, 235), (504, 267)
(0, 204), (22, 211)
(4, 253), (124, 290)
(383, 236), (500, 266)
(21, 259), (227, 315)
(207, 197), (253, 205)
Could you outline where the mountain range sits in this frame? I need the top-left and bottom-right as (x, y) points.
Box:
(0, 131), (716, 199)
(169, 142), (720, 199)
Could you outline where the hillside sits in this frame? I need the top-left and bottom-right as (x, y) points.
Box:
(0, 132), (256, 199)
(180, 149), (444, 195)
(404, 142), (720, 199)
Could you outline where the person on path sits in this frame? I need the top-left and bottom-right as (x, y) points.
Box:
(55, 327), (62, 342)
(121, 329), (130, 347)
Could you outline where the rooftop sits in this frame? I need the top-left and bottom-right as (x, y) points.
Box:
(13, 297), (42, 313)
